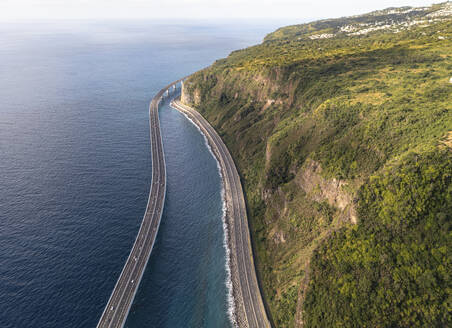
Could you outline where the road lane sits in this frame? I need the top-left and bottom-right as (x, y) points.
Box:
(171, 100), (271, 328)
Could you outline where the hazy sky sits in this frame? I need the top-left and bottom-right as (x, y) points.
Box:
(0, 0), (440, 21)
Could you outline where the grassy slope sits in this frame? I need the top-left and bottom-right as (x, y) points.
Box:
(182, 5), (452, 327)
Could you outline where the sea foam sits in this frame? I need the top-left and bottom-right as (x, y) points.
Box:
(171, 102), (238, 327)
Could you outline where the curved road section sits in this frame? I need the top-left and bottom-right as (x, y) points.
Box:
(97, 79), (183, 328)
(172, 100), (271, 328)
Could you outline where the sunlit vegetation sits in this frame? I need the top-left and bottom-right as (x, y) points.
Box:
(183, 3), (452, 327)
(304, 150), (451, 327)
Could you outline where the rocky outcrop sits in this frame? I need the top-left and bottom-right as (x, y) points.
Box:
(181, 81), (201, 106)
(296, 159), (357, 224)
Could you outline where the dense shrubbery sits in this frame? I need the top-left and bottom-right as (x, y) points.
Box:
(274, 285), (299, 326)
(304, 150), (451, 327)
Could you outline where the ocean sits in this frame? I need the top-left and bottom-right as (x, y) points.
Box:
(0, 20), (278, 327)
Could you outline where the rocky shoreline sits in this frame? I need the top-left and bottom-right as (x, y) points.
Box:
(171, 99), (270, 328)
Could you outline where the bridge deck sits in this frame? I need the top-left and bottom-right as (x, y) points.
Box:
(96, 79), (183, 328)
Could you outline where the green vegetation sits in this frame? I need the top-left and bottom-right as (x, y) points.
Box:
(182, 3), (452, 327)
(304, 150), (451, 327)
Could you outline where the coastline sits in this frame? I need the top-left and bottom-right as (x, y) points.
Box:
(171, 98), (271, 328)
(170, 100), (238, 327)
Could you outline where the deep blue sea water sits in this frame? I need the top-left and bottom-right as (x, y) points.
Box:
(0, 21), (279, 327)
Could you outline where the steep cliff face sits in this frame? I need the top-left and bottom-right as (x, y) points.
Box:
(181, 81), (200, 106)
(295, 159), (357, 224)
(181, 4), (451, 327)
(182, 69), (361, 326)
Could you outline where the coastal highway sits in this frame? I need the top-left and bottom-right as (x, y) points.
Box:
(172, 100), (271, 328)
(96, 79), (183, 328)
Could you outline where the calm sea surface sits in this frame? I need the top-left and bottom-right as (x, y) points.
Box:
(0, 21), (279, 327)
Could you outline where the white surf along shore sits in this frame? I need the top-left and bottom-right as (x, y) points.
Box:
(169, 99), (238, 327)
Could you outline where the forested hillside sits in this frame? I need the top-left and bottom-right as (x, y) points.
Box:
(181, 2), (452, 327)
